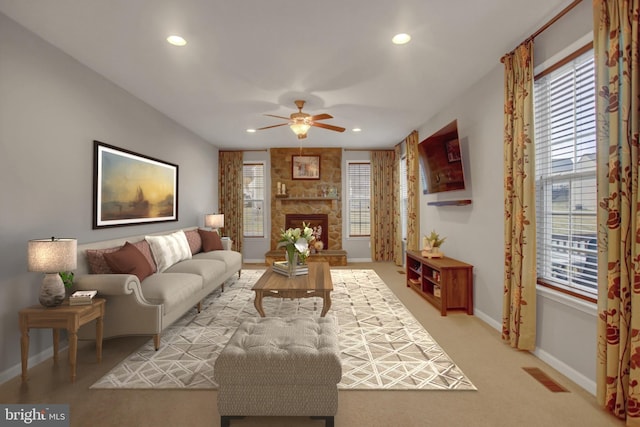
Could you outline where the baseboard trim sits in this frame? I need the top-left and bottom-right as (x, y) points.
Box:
(473, 308), (596, 396)
(532, 347), (596, 395)
(0, 343), (67, 386)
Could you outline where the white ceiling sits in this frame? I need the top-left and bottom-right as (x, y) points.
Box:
(0, 0), (571, 150)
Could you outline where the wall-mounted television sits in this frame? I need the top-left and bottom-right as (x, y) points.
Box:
(418, 119), (465, 194)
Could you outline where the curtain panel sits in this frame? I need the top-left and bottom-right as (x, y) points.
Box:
(502, 40), (537, 351)
(370, 150), (396, 261)
(218, 151), (244, 253)
(405, 131), (420, 252)
(594, 0), (640, 423)
(394, 143), (404, 265)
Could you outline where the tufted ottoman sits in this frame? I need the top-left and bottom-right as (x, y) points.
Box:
(214, 316), (342, 427)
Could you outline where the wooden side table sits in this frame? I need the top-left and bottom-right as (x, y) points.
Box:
(19, 298), (105, 382)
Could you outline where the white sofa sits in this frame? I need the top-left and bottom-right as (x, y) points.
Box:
(73, 227), (241, 349)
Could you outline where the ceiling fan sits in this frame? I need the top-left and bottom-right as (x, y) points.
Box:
(256, 100), (345, 139)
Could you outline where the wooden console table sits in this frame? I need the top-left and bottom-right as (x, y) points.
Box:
(19, 298), (105, 382)
(406, 250), (473, 316)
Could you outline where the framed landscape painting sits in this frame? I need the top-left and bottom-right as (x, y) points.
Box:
(292, 155), (320, 180)
(93, 141), (178, 228)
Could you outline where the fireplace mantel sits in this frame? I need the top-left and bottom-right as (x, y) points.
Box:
(275, 197), (339, 209)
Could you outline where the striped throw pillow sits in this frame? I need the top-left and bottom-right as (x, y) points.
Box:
(145, 230), (192, 272)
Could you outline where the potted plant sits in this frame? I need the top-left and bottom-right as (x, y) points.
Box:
(424, 230), (446, 253)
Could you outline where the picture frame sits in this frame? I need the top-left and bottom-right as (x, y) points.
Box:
(292, 155), (321, 180)
(93, 141), (178, 228)
(445, 139), (461, 162)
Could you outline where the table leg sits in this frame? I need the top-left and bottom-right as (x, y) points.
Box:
(68, 330), (78, 382)
(321, 291), (332, 317)
(52, 329), (60, 363)
(254, 291), (266, 317)
(96, 315), (103, 362)
(19, 316), (29, 382)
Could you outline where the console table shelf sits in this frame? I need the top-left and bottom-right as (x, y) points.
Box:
(406, 250), (473, 316)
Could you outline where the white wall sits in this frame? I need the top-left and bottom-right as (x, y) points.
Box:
(416, 1), (597, 393)
(0, 12), (218, 382)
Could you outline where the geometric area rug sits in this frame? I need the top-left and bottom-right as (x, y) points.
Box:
(91, 269), (476, 391)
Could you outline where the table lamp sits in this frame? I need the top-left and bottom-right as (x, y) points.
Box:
(28, 237), (77, 307)
(204, 213), (224, 233)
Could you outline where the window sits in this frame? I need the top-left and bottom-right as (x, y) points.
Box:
(534, 45), (597, 299)
(347, 162), (370, 237)
(243, 163), (265, 237)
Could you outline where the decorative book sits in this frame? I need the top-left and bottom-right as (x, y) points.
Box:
(272, 260), (309, 276)
(69, 290), (97, 305)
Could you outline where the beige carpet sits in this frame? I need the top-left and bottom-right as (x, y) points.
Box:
(90, 269), (475, 391)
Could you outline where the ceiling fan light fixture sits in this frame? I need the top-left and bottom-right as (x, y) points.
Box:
(290, 122), (311, 137)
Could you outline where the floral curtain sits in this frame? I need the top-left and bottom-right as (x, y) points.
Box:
(502, 40), (537, 351)
(218, 151), (244, 253)
(394, 143), (404, 265)
(370, 150), (396, 261)
(594, 0), (640, 423)
(405, 131), (420, 252)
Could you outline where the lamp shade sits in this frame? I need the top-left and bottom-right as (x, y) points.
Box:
(205, 214), (224, 229)
(28, 238), (77, 272)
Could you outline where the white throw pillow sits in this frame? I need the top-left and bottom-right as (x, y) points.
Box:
(145, 230), (192, 272)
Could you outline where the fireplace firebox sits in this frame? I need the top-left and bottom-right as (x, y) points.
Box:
(285, 214), (329, 249)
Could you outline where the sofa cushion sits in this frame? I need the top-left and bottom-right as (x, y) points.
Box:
(193, 250), (242, 272)
(184, 229), (202, 255)
(103, 242), (154, 282)
(86, 240), (157, 275)
(140, 273), (203, 315)
(198, 228), (224, 251)
(164, 259), (227, 286)
(145, 230), (192, 272)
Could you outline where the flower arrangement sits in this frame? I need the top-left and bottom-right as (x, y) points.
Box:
(278, 222), (314, 263)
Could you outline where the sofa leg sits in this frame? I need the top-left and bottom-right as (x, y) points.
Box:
(196, 302), (202, 313)
(153, 334), (160, 351)
(220, 416), (244, 427)
(311, 416), (334, 427)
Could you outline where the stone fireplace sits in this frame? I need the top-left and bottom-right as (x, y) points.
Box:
(266, 147), (347, 266)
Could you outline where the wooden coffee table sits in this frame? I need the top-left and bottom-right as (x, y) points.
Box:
(252, 262), (333, 317)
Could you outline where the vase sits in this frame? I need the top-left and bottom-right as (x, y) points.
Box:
(285, 249), (298, 278)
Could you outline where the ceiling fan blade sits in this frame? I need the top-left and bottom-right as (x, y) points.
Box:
(256, 123), (288, 130)
(264, 114), (291, 120)
(311, 122), (346, 132)
(310, 113), (333, 121)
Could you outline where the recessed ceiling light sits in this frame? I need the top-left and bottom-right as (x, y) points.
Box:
(166, 35), (187, 46)
(392, 33), (411, 45)
(246, 129), (256, 133)
(352, 128), (362, 132)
